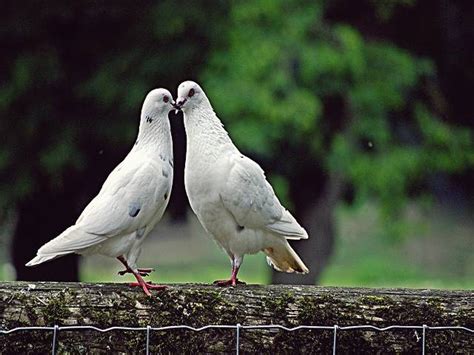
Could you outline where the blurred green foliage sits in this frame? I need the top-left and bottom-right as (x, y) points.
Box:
(0, 0), (227, 213)
(202, 0), (474, 226)
(0, 0), (473, 231)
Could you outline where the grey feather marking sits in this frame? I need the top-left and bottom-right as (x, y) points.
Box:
(135, 226), (146, 240)
(162, 167), (169, 178)
(89, 231), (109, 237)
(129, 202), (141, 217)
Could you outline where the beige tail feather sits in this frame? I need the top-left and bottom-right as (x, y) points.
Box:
(264, 240), (309, 274)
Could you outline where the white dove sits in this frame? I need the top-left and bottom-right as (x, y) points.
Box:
(26, 88), (175, 296)
(175, 81), (309, 286)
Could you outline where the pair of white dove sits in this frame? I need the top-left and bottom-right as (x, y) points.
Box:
(27, 81), (309, 296)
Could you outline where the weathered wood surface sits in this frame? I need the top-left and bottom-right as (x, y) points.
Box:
(0, 282), (472, 353)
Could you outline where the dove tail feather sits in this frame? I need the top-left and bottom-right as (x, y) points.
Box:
(26, 254), (62, 266)
(264, 239), (309, 274)
(25, 225), (106, 267)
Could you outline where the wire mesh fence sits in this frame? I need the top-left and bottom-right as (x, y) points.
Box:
(1, 323), (472, 354)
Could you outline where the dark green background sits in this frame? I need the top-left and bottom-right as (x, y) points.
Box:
(1, 0), (472, 285)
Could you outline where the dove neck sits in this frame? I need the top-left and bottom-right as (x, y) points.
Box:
(184, 105), (236, 160)
(134, 113), (172, 155)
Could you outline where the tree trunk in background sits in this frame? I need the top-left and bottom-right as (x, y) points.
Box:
(271, 93), (351, 286)
(271, 173), (344, 285)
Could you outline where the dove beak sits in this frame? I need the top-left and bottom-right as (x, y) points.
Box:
(176, 97), (187, 109)
(173, 95), (188, 114)
(171, 100), (181, 114)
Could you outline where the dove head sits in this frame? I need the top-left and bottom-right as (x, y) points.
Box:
(136, 88), (174, 149)
(175, 81), (209, 113)
(142, 88), (175, 118)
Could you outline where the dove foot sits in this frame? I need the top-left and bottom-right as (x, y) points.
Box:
(213, 279), (246, 287)
(136, 267), (155, 276)
(213, 256), (244, 286)
(129, 280), (167, 296)
(116, 256), (164, 296)
(129, 272), (167, 296)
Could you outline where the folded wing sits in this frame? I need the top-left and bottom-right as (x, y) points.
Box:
(220, 154), (308, 240)
(27, 157), (171, 265)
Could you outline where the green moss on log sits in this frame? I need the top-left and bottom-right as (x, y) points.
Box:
(0, 282), (472, 353)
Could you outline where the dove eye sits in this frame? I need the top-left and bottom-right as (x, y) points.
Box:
(188, 88), (195, 98)
(163, 96), (169, 103)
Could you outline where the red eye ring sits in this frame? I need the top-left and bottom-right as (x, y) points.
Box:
(163, 96), (169, 103)
(188, 88), (195, 97)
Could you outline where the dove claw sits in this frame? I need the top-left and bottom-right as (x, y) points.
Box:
(116, 256), (164, 295)
(137, 268), (155, 276)
(128, 273), (167, 296)
(118, 264), (155, 277)
(129, 281), (167, 296)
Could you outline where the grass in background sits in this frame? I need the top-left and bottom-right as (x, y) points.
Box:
(80, 217), (271, 285)
(320, 203), (474, 289)
(81, 253), (270, 285)
(80, 202), (473, 289)
(3, 202), (471, 289)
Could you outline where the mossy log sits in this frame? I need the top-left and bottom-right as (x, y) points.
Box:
(0, 282), (472, 353)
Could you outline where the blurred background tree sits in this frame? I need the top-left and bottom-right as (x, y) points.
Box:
(0, 0), (472, 285)
(203, 0), (473, 283)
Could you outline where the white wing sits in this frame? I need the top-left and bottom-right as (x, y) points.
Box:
(76, 154), (171, 239)
(28, 155), (172, 265)
(219, 154), (308, 239)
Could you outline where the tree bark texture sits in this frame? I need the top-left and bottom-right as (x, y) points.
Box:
(0, 282), (472, 354)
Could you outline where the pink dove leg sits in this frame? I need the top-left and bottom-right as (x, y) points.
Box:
(213, 255), (246, 287)
(117, 256), (166, 296)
